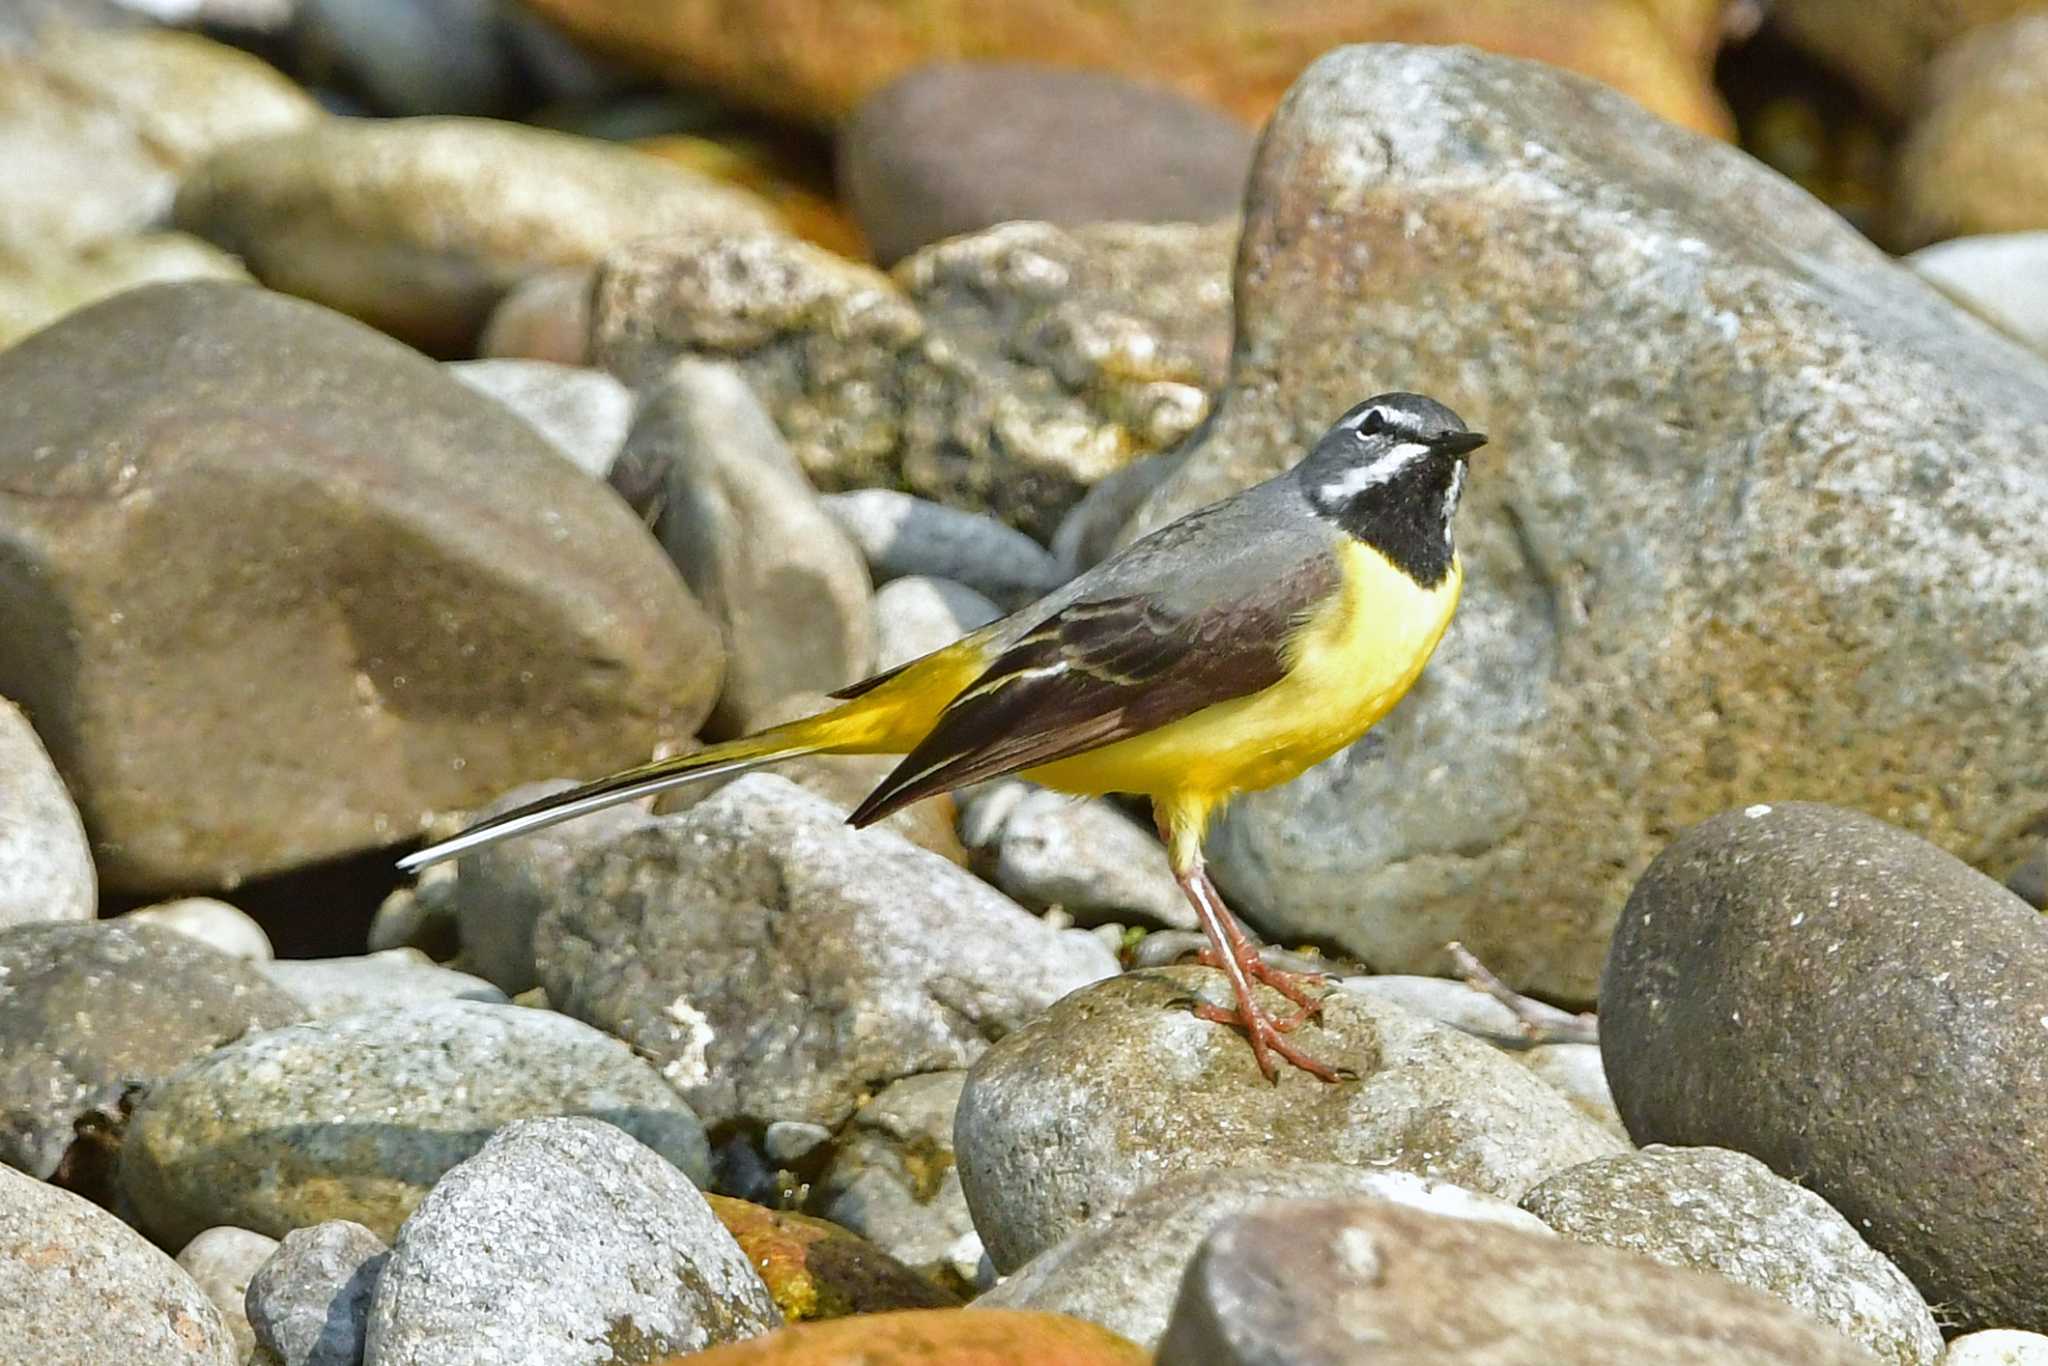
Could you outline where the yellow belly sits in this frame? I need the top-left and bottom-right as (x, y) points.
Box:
(1023, 541), (1462, 818)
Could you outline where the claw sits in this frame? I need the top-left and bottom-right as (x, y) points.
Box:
(1192, 997), (1343, 1082)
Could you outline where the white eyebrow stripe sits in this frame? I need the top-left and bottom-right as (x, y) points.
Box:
(1316, 441), (1431, 501)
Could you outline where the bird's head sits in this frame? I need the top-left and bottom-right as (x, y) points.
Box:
(1299, 391), (1486, 587)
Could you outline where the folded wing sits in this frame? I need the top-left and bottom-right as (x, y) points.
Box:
(847, 558), (1332, 826)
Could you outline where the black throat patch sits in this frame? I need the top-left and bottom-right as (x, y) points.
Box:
(1311, 461), (1461, 589)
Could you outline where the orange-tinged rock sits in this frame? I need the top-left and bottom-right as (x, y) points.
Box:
(651, 1308), (1148, 1365)
(707, 1196), (960, 1323)
(522, 0), (1732, 138)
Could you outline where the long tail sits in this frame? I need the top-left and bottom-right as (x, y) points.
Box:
(396, 709), (867, 872)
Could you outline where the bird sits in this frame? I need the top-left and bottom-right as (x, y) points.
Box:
(399, 391), (1486, 1082)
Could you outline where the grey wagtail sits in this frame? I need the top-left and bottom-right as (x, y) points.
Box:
(400, 392), (1486, 1082)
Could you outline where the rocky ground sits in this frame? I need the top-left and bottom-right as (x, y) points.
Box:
(4, 2), (2048, 1364)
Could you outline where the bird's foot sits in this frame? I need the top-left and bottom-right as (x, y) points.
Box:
(1196, 944), (1328, 1017)
(1192, 997), (1344, 1083)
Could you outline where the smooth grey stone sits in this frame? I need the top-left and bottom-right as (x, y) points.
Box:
(1910, 233), (2048, 355)
(761, 1120), (832, 1166)
(956, 965), (1622, 1271)
(1050, 448), (1185, 575)
(982, 1163), (1548, 1349)
(809, 1071), (985, 1293)
(445, 359), (633, 478)
(1603, 802), (2048, 1335)
(177, 1226), (279, 1363)
(1155, 1197), (1880, 1365)
(247, 1220), (389, 1366)
(0, 1163), (238, 1364)
(119, 998), (711, 1246)
(1133, 44), (2048, 1003)
(1523, 1146), (1941, 1365)
(362, 1117), (779, 1363)
(822, 488), (1064, 607)
(0, 920), (303, 1182)
(1519, 1042), (1627, 1142)
(535, 774), (1117, 1132)
(0, 699), (94, 928)
(258, 949), (508, 1019)
(1338, 974), (1524, 1041)
(126, 897), (273, 961)
(619, 358), (874, 735)
(870, 575), (1002, 671)
(962, 782), (1193, 930)
(366, 866), (460, 959)
(2010, 840), (2048, 909)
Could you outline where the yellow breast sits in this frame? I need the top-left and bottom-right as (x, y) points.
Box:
(1024, 539), (1463, 809)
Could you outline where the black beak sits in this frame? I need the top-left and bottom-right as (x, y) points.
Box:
(1437, 430), (1488, 457)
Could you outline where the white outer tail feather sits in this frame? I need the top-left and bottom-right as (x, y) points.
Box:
(395, 748), (821, 873)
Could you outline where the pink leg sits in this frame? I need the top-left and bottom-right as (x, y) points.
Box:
(1186, 869), (1329, 1017)
(1166, 847), (1341, 1084)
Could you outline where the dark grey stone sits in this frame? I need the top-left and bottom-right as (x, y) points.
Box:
(1602, 802), (2048, 1335)
(0, 920), (303, 1183)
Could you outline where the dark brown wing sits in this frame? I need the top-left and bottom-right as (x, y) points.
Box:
(847, 566), (1332, 826)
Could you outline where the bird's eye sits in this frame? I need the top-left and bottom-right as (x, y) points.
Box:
(1356, 409), (1388, 438)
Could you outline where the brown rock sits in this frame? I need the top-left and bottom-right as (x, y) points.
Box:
(706, 1195), (960, 1323)
(0, 282), (721, 894)
(1892, 14), (2048, 249)
(519, 0), (1731, 137)
(1156, 1198), (1880, 1364)
(175, 116), (779, 353)
(477, 265), (596, 366)
(652, 1308), (1147, 1366)
(841, 63), (1255, 267)
(635, 134), (867, 260)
